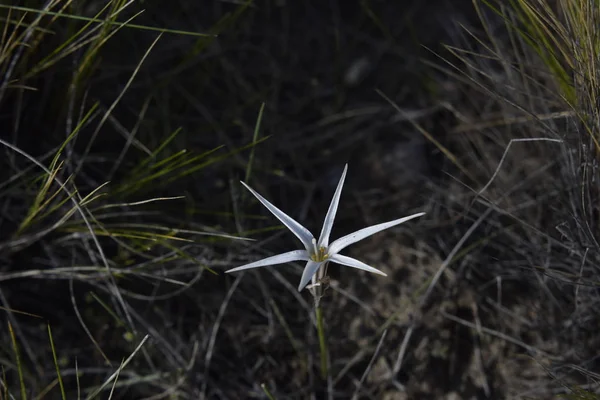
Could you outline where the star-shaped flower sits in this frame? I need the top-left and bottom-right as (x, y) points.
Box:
(226, 164), (425, 291)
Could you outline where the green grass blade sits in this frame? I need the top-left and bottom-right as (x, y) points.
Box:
(244, 102), (265, 184)
(0, 5), (213, 37)
(88, 292), (126, 329)
(8, 322), (26, 400)
(47, 325), (66, 400)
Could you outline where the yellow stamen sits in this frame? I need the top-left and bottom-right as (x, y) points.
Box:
(310, 245), (329, 262)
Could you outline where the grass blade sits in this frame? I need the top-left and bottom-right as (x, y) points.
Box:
(8, 322), (26, 400)
(47, 325), (66, 400)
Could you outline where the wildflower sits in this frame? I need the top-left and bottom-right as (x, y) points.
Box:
(226, 164), (425, 291)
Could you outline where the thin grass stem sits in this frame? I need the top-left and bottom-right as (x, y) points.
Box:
(47, 325), (66, 400)
(260, 383), (276, 400)
(8, 322), (26, 400)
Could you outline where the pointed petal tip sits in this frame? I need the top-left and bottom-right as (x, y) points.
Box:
(328, 211), (427, 255)
(226, 250), (310, 274)
(317, 164), (349, 248)
(239, 180), (315, 249)
(297, 260), (322, 292)
(297, 279), (309, 291)
(329, 254), (388, 277)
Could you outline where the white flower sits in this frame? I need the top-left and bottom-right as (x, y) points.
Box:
(226, 164), (425, 291)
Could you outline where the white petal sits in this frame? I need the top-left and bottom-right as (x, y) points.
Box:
(241, 181), (314, 250)
(317, 164), (347, 248)
(298, 260), (324, 291)
(226, 250), (310, 273)
(328, 212), (425, 254)
(329, 254), (387, 276)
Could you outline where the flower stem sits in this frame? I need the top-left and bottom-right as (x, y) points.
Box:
(315, 303), (328, 379)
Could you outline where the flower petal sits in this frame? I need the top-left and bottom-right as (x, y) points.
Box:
(329, 254), (387, 276)
(241, 181), (314, 250)
(317, 164), (347, 248)
(226, 250), (310, 273)
(298, 260), (324, 291)
(328, 212), (426, 254)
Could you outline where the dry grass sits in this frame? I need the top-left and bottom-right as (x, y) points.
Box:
(419, 0), (600, 397)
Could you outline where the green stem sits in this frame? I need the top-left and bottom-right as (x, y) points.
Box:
(315, 304), (328, 379)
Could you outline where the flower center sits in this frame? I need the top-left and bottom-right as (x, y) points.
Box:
(310, 246), (329, 262)
(310, 238), (329, 262)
